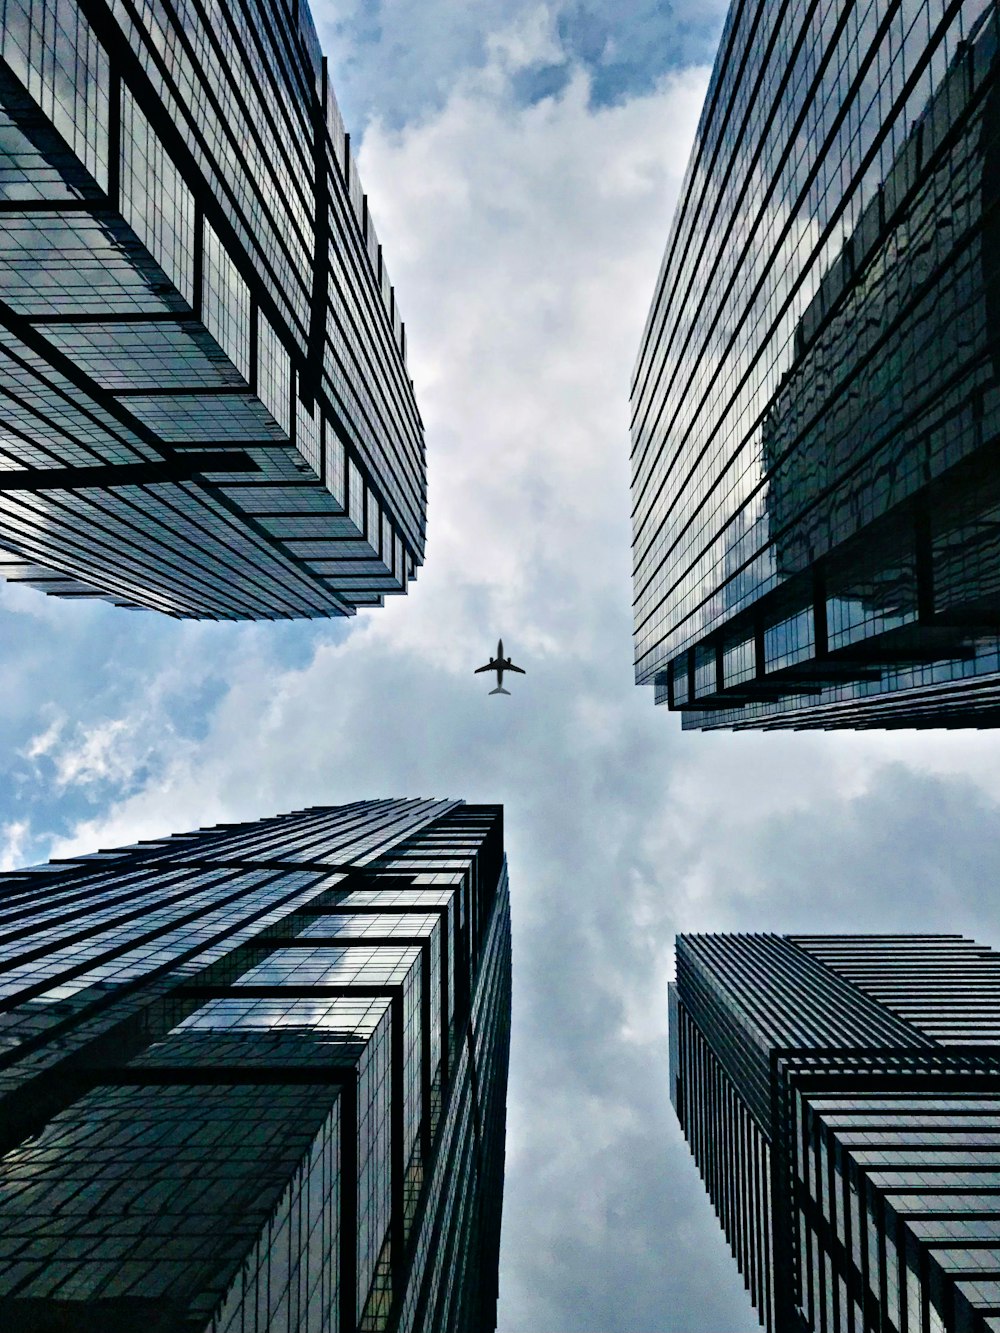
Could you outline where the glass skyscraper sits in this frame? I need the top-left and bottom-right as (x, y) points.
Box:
(671, 932), (1000, 1331)
(0, 0), (425, 618)
(0, 798), (511, 1332)
(632, 0), (1000, 727)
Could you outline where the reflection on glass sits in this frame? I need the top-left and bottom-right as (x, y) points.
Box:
(632, 0), (1000, 728)
(0, 798), (511, 1332)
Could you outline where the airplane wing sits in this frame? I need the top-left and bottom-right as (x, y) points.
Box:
(506, 662), (526, 675)
(474, 660), (499, 674)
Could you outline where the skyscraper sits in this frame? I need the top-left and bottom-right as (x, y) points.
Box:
(0, 798), (511, 1332)
(671, 932), (1000, 1332)
(0, 0), (425, 618)
(632, 0), (1000, 727)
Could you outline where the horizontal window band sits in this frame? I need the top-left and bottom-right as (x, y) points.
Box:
(301, 904), (449, 916)
(24, 311), (196, 324)
(265, 936), (431, 947)
(0, 453), (259, 489)
(177, 983), (404, 999)
(109, 385), (260, 397)
(82, 1064), (357, 1085)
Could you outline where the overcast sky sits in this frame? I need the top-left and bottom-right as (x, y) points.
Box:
(6, 2), (1000, 1330)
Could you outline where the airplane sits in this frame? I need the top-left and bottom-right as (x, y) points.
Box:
(474, 639), (525, 696)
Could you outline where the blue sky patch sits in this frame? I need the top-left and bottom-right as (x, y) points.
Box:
(316, 0), (727, 131)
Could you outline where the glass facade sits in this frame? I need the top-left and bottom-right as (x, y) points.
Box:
(0, 0), (426, 618)
(0, 798), (511, 1332)
(671, 932), (1000, 1331)
(632, 0), (1000, 727)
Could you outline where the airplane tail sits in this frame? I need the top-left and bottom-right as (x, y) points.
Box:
(489, 686), (510, 696)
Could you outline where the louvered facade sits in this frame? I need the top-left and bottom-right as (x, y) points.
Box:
(0, 798), (511, 1333)
(671, 933), (1000, 1331)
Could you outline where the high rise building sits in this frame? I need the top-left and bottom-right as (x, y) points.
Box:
(631, 0), (1000, 727)
(670, 932), (1000, 1332)
(0, 798), (510, 1333)
(0, 0), (425, 618)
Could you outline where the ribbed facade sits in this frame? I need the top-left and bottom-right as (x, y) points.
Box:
(671, 933), (1000, 1332)
(0, 0), (426, 618)
(0, 798), (511, 1333)
(632, 0), (1000, 728)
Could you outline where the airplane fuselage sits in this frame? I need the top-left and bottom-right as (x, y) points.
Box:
(474, 638), (524, 694)
(494, 639), (506, 689)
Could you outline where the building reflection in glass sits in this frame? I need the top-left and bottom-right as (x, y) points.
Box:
(0, 799), (510, 1332)
(632, 0), (1000, 727)
(671, 932), (1000, 1330)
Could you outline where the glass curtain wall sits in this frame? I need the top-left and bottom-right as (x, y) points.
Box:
(0, 798), (510, 1333)
(671, 932), (1000, 1331)
(0, 0), (426, 618)
(632, 0), (1000, 727)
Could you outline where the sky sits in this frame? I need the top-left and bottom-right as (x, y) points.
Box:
(7, 1), (1000, 1330)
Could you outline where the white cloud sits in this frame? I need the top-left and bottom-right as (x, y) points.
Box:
(315, 0), (728, 135)
(22, 713), (64, 761)
(484, 6), (565, 75)
(0, 818), (28, 871)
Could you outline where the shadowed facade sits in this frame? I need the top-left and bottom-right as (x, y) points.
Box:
(0, 798), (511, 1333)
(0, 0), (426, 618)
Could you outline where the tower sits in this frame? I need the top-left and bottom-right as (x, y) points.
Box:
(0, 798), (510, 1332)
(632, 0), (1000, 726)
(671, 932), (1000, 1331)
(0, 0), (425, 617)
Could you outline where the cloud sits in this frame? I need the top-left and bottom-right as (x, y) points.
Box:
(0, 819), (28, 871)
(316, 0), (728, 131)
(22, 714), (64, 762)
(4, 9), (1000, 1333)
